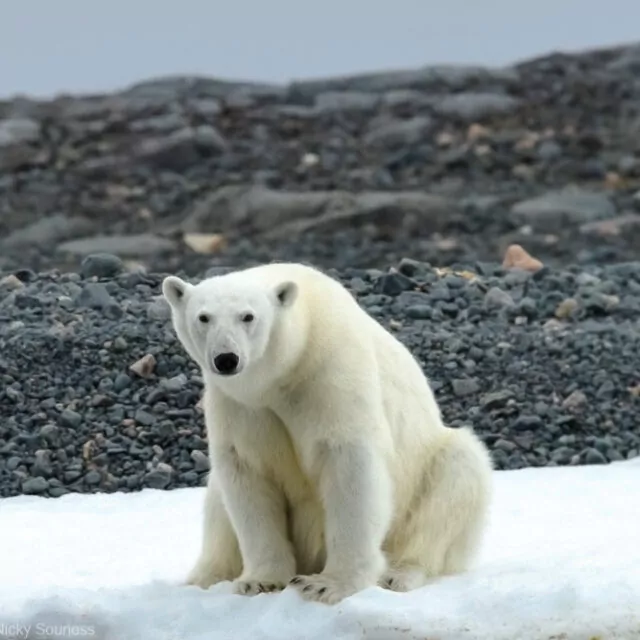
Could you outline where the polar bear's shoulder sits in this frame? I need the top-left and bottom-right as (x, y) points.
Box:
(236, 262), (330, 285)
(222, 262), (352, 307)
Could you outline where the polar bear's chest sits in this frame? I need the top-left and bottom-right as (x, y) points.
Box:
(229, 409), (317, 501)
(268, 423), (319, 503)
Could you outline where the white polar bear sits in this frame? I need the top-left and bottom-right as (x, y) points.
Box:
(162, 262), (493, 605)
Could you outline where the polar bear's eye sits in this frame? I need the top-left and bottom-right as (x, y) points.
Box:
(198, 313), (210, 324)
(241, 313), (254, 323)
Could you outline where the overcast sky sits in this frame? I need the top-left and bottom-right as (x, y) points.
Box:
(1, 0), (639, 99)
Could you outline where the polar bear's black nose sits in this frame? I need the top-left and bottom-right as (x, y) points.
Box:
(213, 352), (239, 375)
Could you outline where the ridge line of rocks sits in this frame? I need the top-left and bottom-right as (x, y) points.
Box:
(2, 42), (640, 278)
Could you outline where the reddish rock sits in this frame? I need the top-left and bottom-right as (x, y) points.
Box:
(502, 244), (543, 272)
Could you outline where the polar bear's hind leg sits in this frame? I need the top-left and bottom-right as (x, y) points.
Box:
(381, 427), (492, 592)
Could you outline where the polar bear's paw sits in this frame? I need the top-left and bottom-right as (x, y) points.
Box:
(232, 578), (287, 596)
(185, 563), (228, 589)
(289, 573), (369, 605)
(379, 567), (427, 593)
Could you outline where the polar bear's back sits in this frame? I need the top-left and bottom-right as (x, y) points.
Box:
(226, 262), (333, 290)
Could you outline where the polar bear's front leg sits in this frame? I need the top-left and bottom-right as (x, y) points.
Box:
(213, 445), (297, 596)
(290, 442), (392, 604)
(186, 475), (242, 588)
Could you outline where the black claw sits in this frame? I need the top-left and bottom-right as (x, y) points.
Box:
(290, 576), (302, 585)
(318, 587), (326, 595)
(256, 583), (265, 593)
(303, 585), (313, 592)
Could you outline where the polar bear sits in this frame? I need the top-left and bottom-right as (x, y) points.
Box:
(162, 262), (493, 605)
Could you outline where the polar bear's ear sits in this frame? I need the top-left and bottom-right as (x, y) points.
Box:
(162, 276), (192, 307)
(274, 281), (298, 308)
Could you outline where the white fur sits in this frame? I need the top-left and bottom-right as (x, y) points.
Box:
(162, 262), (493, 605)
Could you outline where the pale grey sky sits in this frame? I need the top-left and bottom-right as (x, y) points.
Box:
(1, 0), (639, 98)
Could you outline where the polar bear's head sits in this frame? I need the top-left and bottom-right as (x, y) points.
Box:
(162, 273), (298, 378)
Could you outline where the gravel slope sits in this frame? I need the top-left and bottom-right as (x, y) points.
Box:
(1, 255), (638, 498)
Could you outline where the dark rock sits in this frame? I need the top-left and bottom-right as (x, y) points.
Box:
(59, 234), (176, 258)
(397, 258), (432, 278)
(434, 92), (520, 120)
(0, 117), (40, 146)
(144, 463), (173, 489)
(606, 45), (640, 72)
(22, 477), (49, 494)
(363, 116), (433, 148)
(75, 282), (122, 318)
(314, 91), (379, 113)
(584, 447), (607, 465)
(373, 272), (416, 296)
(129, 112), (187, 133)
(3, 215), (93, 250)
(484, 287), (515, 310)
(39, 424), (60, 447)
(80, 253), (125, 279)
(537, 140), (563, 161)
(191, 450), (210, 472)
(135, 409), (155, 426)
(85, 470), (102, 485)
(406, 305), (432, 319)
(32, 450), (53, 477)
(113, 373), (132, 392)
(59, 409), (82, 429)
(135, 126), (226, 170)
(513, 415), (544, 431)
(481, 389), (514, 410)
(511, 189), (616, 230)
(146, 297), (172, 321)
(451, 378), (480, 397)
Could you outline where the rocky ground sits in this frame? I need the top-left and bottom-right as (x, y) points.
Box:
(1, 42), (640, 497)
(1, 254), (639, 498)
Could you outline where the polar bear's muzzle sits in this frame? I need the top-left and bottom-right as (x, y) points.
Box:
(211, 351), (241, 376)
